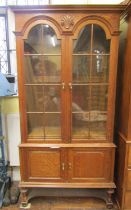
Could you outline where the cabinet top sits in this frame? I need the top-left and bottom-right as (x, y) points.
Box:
(10, 5), (126, 14)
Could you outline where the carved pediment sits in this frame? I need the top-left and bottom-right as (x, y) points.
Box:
(60, 15), (74, 29)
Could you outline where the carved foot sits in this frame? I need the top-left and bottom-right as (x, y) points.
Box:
(106, 189), (114, 209)
(20, 188), (29, 208)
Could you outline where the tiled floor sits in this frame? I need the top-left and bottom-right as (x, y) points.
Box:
(2, 196), (118, 210)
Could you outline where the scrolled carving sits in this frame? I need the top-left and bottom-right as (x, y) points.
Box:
(61, 15), (74, 29)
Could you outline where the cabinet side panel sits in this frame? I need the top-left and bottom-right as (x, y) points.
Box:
(115, 134), (126, 209)
(127, 15), (131, 139)
(117, 16), (131, 138)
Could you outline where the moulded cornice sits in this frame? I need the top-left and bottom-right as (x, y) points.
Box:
(10, 5), (126, 13)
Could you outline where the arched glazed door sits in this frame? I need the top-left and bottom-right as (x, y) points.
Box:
(70, 24), (111, 141)
(23, 24), (64, 141)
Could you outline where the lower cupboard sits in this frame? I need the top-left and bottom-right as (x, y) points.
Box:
(19, 145), (115, 184)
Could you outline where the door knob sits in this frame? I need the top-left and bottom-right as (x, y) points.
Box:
(61, 163), (65, 171)
(68, 82), (72, 90)
(61, 82), (65, 90)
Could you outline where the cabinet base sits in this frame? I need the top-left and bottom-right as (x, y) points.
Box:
(19, 184), (115, 209)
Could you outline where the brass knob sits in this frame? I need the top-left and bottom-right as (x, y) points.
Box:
(62, 163), (65, 171)
(68, 82), (72, 90)
(61, 82), (65, 90)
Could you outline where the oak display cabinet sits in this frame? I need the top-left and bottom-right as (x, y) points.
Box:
(12, 5), (125, 208)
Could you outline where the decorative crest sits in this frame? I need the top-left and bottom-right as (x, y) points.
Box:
(61, 15), (74, 29)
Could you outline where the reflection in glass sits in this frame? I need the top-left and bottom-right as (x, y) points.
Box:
(91, 85), (108, 111)
(72, 85), (90, 111)
(72, 85), (90, 138)
(90, 120), (107, 139)
(42, 25), (61, 54)
(72, 110), (107, 139)
(71, 85), (108, 139)
(24, 25), (42, 54)
(93, 24), (110, 54)
(27, 114), (44, 138)
(73, 56), (90, 82)
(45, 113), (61, 138)
(90, 85), (108, 139)
(27, 112), (61, 139)
(24, 24), (61, 54)
(73, 25), (91, 54)
(44, 86), (61, 112)
(26, 86), (44, 112)
(42, 56), (61, 82)
(24, 55), (61, 83)
(72, 113), (90, 138)
(91, 55), (109, 83)
(24, 56), (43, 84)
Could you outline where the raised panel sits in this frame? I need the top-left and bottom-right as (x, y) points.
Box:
(24, 148), (65, 181)
(128, 146), (131, 167)
(126, 170), (131, 190)
(72, 151), (104, 178)
(68, 148), (114, 182)
(29, 151), (60, 177)
(124, 191), (131, 209)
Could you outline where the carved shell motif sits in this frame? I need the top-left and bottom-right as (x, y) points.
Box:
(61, 15), (74, 29)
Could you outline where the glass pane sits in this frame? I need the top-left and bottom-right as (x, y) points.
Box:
(24, 24), (61, 54)
(72, 113), (90, 138)
(72, 85), (90, 139)
(24, 55), (61, 83)
(44, 86), (61, 112)
(24, 56), (43, 84)
(72, 85), (90, 111)
(24, 25), (42, 54)
(73, 25), (91, 54)
(73, 56), (90, 82)
(90, 85), (107, 138)
(26, 85), (44, 112)
(45, 113), (61, 138)
(90, 118), (107, 139)
(91, 55), (109, 83)
(91, 85), (108, 111)
(42, 25), (61, 54)
(27, 114), (44, 138)
(92, 24), (110, 54)
(43, 56), (61, 83)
